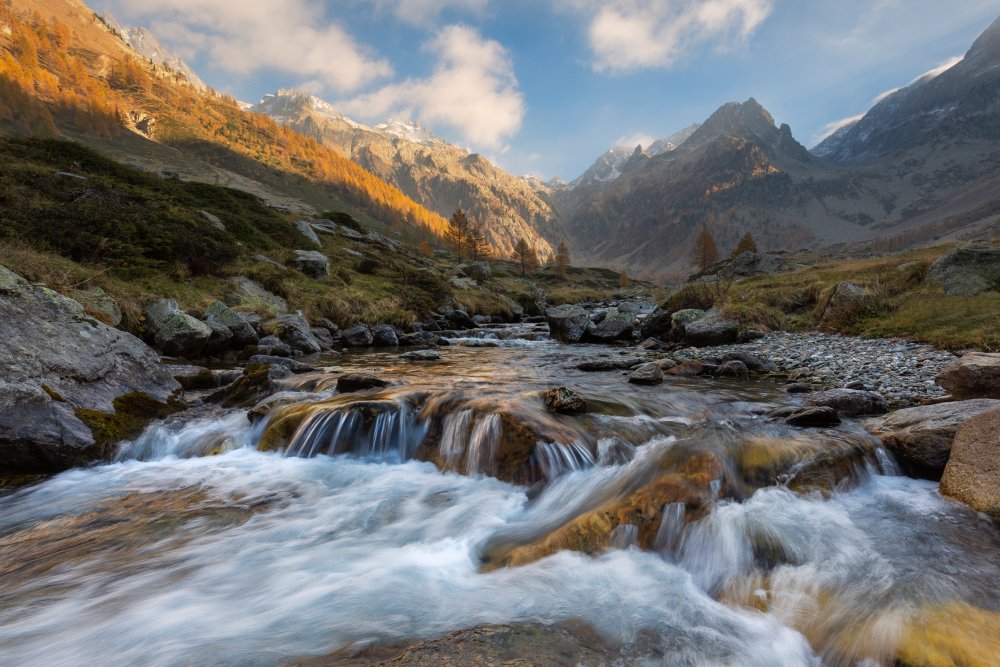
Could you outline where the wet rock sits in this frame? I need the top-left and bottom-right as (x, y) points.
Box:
(310, 327), (335, 350)
(245, 355), (316, 374)
(371, 324), (400, 347)
(343, 324), (374, 347)
(71, 286), (122, 327)
(336, 373), (390, 393)
(272, 314), (323, 354)
(681, 309), (739, 347)
(589, 309), (607, 325)
(628, 363), (664, 385)
(204, 300), (259, 347)
(294, 219), (321, 248)
(637, 337), (665, 350)
(0, 265), (179, 471)
(255, 335), (292, 358)
(292, 250), (330, 279)
(145, 298), (213, 358)
(667, 360), (706, 377)
(784, 406), (841, 428)
(656, 358), (678, 371)
(785, 383), (812, 393)
(401, 349), (441, 361)
(936, 352), (1000, 399)
(928, 243), (1000, 296)
(576, 357), (645, 372)
(545, 305), (590, 343)
(715, 360), (750, 380)
(202, 317), (234, 355)
(206, 363), (292, 408)
(542, 387), (587, 414)
(941, 406), (1000, 518)
(584, 310), (636, 343)
(721, 351), (778, 373)
(805, 388), (888, 416)
(865, 399), (1000, 478)
(226, 277), (287, 315)
(671, 309), (706, 332)
(399, 332), (440, 347)
(172, 366), (242, 391)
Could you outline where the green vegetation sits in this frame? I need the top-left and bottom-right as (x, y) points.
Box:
(674, 245), (1000, 350)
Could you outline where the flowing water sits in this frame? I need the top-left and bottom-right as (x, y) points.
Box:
(1, 324), (999, 666)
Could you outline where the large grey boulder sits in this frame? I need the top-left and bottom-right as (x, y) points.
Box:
(585, 310), (636, 343)
(272, 314), (323, 354)
(204, 300), (259, 347)
(545, 305), (590, 343)
(145, 298), (213, 358)
(936, 352), (1000, 399)
(865, 399), (1000, 478)
(294, 219), (322, 248)
(928, 244), (1000, 296)
(805, 388), (888, 416)
(820, 282), (870, 321)
(292, 250), (330, 278)
(0, 266), (179, 471)
(343, 324), (375, 347)
(227, 277), (287, 315)
(639, 306), (673, 339)
(940, 406), (1000, 518)
(681, 309), (739, 347)
(371, 324), (400, 347)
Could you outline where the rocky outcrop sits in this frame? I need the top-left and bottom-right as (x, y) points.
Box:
(545, 305), (590, 343)
(721, 251), (789, 279)
(936, 352), (1000, 399)
(928, 244), (1000, 296)
(292, 250), (329, 278)
(940, 406), (1000, 518)
(805, 388), (888, 416)
(866, 399), (1000, 477)
(0, 265), (179, 471)
(145, 298), (213, 358)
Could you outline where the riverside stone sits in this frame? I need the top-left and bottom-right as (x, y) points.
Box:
(936, 352), (1000, 399)
(343, 324), (374, 347)
(545, 305), (590, 343)
(940, 406), (1000, 518)
(145, 298), (213, 358)
(204, 300), (258, 347)
(806, 388), (888, 416)
(584, 310), (636, 343)
(371, 324), (400, 347)
(629, 363), (664, 385)
(0, 265), (179, 471)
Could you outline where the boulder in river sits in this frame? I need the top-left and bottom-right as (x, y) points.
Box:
(629, 363), (664, 385)
(401, 349), (441, 361)
(805, 388), (888, 417)
(936, 352), (1000, 399)
(639, 306), (673, 339)
(784, 406), (842, 428)
(584, 310), (636, 343)
(928, 244), (1000, 296)
(0, 265), (180, 471)
(271, 314), (323, 355)
(721, 351), (778, 373)
(542, 387), (588, 414)
(343, 324), (375, 347)
(715, 360), (750, 380)
(866, 399), (1000, 479)
(145, 298), (213, 358)
(371, 324), (400, 347)
(680, 309), (739, 347)
(940, 406), (1000, 518)
(545, 305), (590, 343)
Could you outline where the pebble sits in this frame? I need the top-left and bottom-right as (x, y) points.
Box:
(671, 332), (957, 407)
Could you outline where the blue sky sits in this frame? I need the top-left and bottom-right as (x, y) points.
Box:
(98, 0), (999, 180)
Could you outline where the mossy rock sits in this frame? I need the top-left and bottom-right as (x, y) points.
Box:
(74, 392), (179, 453)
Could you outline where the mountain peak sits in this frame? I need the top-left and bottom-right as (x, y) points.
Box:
(372, 118), (445, 147)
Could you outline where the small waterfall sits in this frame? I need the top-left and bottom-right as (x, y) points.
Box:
(654, 502), (687, 556)
(440, 410), (474, 467)
(533, 441), (595, 481)
(610, 523), (638, 549)
(597, 437), (636, 466)
(115, 411), (263, 461)
(466, 414), (502, 476)
(285, 401), (428, 463)
(875, 447), (901, 476)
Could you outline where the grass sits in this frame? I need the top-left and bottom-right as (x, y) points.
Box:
(659, 244), (1000, 350)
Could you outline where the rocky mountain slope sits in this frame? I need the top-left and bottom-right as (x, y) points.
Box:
(99, 13), (208, 91)
(252, 89), (561, 260)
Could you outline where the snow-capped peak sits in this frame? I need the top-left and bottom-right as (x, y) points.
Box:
(372, 118), (444, 146)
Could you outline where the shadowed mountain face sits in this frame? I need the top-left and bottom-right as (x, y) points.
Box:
(252, 89), (562, 261)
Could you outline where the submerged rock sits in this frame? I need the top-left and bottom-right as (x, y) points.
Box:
(336, 373), (390, 393)
(866, 399), (1000, 478)
(784, 406), (841, 428)
(0, 265), (179, 471)
(542, 387), (588, 414)
(941, 406), (1000, 518)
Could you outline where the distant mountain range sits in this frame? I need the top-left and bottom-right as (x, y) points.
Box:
(3, 1), (999, 281)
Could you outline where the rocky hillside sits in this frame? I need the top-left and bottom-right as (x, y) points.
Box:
(252, 89), (562, 260)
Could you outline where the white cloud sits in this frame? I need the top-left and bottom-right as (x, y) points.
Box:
(561, 0), (773, 72)
(341, 25), (524, 150)
(615, 133), (655, 149)
(373, 0), (490, 26)
(813, 54), (964, 144)
(107, 0), (392, 92)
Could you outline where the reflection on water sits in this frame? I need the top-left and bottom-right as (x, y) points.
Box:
(0, 330), (998, 666)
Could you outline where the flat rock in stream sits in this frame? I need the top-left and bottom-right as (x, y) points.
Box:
(337, 373), (390, 393)
(0, 265), (180, 471)
(805, 388), (888, 417)
(576, 357), (645, 372)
